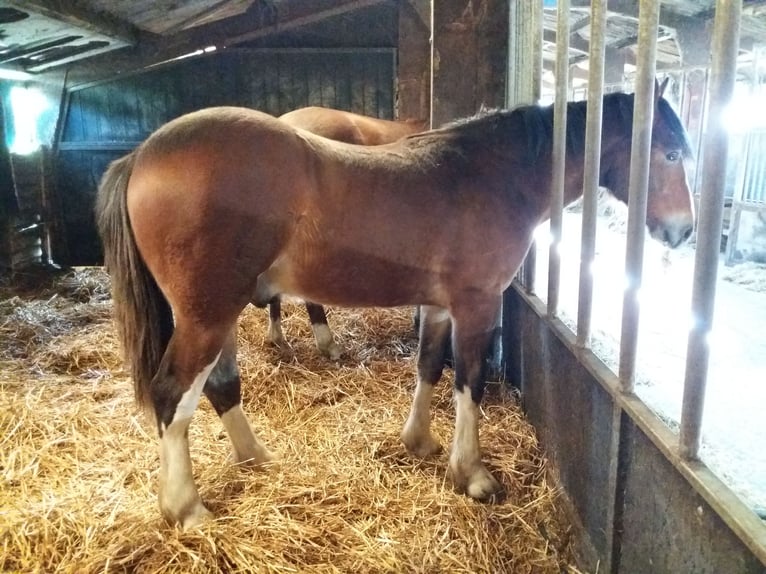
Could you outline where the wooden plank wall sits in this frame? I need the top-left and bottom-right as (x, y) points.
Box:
(55, 48), (395, 265)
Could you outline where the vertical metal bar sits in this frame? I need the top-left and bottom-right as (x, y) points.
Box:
(547, 0), (570, 316)
(531, 2), (543, 104)
(576, 0), (607, 347)
(692, 68), (710, 197)
(618, 0), (660, 393)
(679, 70), (688, 122)
(679, 0), (742, 460)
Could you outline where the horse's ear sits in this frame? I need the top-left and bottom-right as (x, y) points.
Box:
(655, 77), (670, 103)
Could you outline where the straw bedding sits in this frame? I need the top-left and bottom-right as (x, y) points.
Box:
(0, 268), (584, 573)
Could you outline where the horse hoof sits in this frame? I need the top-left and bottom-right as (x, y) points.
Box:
(268, 339), (294, 355)
(450, 463), (503, 501)
(161, 499), (213, 530)
(267, 325), (286, 346)
(319, 341), (342, 360)
(231, 448), (276, 469)
(180, 503), (214, 530)
(400, 431), (442, 458)
(466, 473), (504, 502)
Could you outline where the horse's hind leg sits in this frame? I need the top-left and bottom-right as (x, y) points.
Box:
(204, 328), (274, 466)
(306, 302), (341, 360)
(449, 296), (503, 501)
(401, 305), (451, 457)
(153, 320), (231, 528)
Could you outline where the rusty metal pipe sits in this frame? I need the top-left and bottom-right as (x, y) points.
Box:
(679, 0), (742, 460)
(547, 0), (570, 317)
(576, 0), (607, 347)
(618, 0), (660, 393)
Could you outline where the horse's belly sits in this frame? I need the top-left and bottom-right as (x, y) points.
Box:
(265, 247), (441, 308)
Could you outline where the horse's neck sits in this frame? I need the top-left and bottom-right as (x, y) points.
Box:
(560, 108), (628, 207)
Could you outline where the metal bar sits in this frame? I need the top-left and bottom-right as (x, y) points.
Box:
(618, 0), (660, 393)
(679, 0), (742, 460)
(575, 0), (607, 347)
(547, 0), (570, 316)
(692, 68), (710, 197)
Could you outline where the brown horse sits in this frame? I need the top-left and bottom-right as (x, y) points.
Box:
(96, 80), (694, 528)
(270, 107), (429, 359)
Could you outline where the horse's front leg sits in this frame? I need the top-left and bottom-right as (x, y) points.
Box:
(401, 305), (452, 457)
(449, 295), (503, 500)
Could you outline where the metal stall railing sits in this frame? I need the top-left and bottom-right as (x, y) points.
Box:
(575, 0), (606, 348)
(528, 0), (766, 567)
(546, 0), (569, 318)
(618, 0), (661, 392)
(680, 0), (741, 460)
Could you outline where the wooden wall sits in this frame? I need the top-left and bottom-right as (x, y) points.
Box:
(0, 89), (17, 271)
(55, 48), (396, 265)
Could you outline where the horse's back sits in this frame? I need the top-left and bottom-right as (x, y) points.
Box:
(280, 106), (366, 144)
(279, 106), (427, 146)
(138, 107), (295, 159)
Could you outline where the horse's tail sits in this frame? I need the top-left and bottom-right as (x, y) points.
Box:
(95, 152), (173, 410)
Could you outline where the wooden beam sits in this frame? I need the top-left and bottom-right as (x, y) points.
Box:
(3, 0), (138, 43)
(63, 0), (393, 87)
(162, 0), (258, 35)
(226, 0), (391, 45)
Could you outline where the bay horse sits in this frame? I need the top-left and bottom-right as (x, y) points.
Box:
(96, 79), (694, 528)
(270, 107), (429, 359)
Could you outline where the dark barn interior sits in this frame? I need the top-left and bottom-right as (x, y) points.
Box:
(1, 1), (766, 573)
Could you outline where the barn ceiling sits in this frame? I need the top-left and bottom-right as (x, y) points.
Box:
(0, 0), (396, 79)
(1, 0), (766, 81)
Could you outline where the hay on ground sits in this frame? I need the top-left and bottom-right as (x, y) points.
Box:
(0, 268), (586, 573)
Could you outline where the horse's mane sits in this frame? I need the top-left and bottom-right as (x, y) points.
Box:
(405, 92), (691, 172)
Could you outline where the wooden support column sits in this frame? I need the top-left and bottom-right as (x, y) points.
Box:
(431, 0), (509, 379)
(397, 0), (431, 122)
(431, 0), (508, 128)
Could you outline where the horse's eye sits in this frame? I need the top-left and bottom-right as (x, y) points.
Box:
(666, 150), (680, 162)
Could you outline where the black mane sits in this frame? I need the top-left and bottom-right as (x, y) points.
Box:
(418, 92), (691, 169)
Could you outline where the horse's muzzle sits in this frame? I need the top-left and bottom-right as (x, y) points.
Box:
(651, 221), (694, 248)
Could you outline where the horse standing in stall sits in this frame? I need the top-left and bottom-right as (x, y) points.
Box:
(270, 107), (429, 359)
(96, 79), (694, 528)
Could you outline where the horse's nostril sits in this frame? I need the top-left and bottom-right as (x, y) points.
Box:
(662, 224), (693, 248)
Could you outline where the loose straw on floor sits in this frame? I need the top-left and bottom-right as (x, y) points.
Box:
(0, 268), (585, 573)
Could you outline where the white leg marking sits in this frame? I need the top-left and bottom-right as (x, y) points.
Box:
(171, 352), (222, 424)
(159, 352), (220, 528)
(312, 323), (341, 360)
(220, 404), (274, 466)
(449, 387), (502, 500)
(267, 319), (286, 347)
(401, 378), (442, 456)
